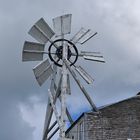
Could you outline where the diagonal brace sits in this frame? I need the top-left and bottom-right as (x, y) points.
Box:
(63, 59), (98, 112)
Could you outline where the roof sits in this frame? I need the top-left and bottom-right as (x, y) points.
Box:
(66, 112), (85, 133)
(66, 94), (140, 133)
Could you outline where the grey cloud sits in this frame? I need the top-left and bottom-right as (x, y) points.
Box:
(1, 0), (140, 140)
(0, 93), (34, 140)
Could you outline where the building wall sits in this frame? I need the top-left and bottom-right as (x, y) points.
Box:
(85, 96), (140, 140)
(66, 116), (85, 140)
(66, 96), (140, 140)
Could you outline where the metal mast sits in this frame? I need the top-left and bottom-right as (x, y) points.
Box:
(61, 40), (68, 139)
(61, 19), (67, 138)
(22, 14), (105, 140)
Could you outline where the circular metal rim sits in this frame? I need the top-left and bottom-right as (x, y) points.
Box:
(48, 39), (78, 67)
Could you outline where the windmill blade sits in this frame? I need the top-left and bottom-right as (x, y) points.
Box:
(71, 28), (97, 44)
(80, 51), (101, 56)
(75, 65), (94, 84)
(79, 30), (97, 44)
(79, 51), (103, 58)
(29, 25), (47, 44)
(22, 41), (45, 61)
(83, 55), (105, 63)
(33, 59), (53, 86)
(35, 18), (55, 39)
(53, 14), (72, 36)
(28, 18), (55, 44)
(66, 74), (71, 95)
(70, 27), (89, 44)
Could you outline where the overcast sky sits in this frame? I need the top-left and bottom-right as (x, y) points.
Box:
(1, 0), (140, 140)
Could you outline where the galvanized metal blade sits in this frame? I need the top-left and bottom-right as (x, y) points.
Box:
(83, 55), (105, 63)
(80, 51), (102, 57)
(35, 18), (55, 39)
(71, 51), (102, 57)
(71, 27), (97, 44)
(70, 27), (89, 44)
(75, 65), (94, 84)
(33, 59), (53, 86)
(22, 41), (45, 61)
(28, 18), (55, 44)
(79, 31), (97, 44)
(53, 14), (72, 36)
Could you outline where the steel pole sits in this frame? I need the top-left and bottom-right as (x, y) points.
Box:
(60, 40), (68, 139)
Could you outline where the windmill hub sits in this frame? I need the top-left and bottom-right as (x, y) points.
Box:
(48, 39), (78, 67)
(55, 46), (72, 60)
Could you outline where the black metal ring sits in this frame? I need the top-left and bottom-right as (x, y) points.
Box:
(48, 39), (78, 67)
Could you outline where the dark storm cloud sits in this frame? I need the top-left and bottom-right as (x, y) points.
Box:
(0, 0), (140, 140)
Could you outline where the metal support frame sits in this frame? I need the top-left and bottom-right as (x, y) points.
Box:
(48, 89), (62, 131)
(23, 14), (103, 140)
(43, 64), (57, 140)
(57, 84), (73, 125)
(43, 54), (97, 140)
(63, 59), (98, 112)
(43, 72), (61, 140)
(43, 73), (73, 140)
(66, 109), (73, 124)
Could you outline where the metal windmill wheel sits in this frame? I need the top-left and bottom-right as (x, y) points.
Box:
(22, 14), (105, 140)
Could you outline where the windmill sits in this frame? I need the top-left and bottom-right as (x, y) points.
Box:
(22, 14), (105, 140)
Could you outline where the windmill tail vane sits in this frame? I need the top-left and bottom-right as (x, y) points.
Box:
(22, 14), (105, 140)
